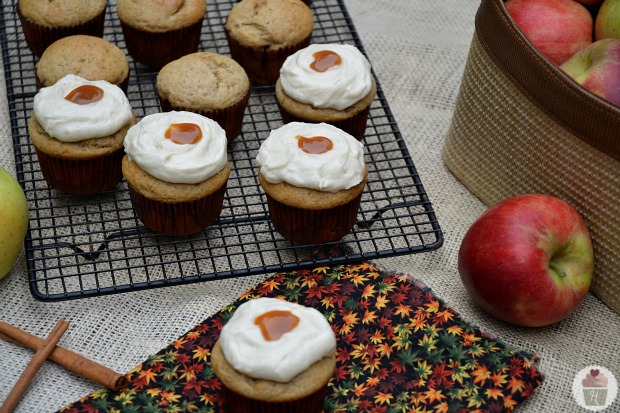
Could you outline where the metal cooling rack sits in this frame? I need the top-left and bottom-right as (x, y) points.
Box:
(0, 0), (443, 301)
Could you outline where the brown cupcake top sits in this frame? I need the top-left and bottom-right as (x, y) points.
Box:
(225, 0), (314, 51)
(258, 168), (368, 210)
(122, 156), (231, 202)
(28, 115), (135, 160)
(36, 35), (129, 88)
(117, 0), (207, 32)
(157, 52), (250, 111)
(19, 0), (106, 27)
(210, 340), (336, 403)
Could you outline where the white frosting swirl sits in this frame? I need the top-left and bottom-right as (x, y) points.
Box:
(257, 122), (365, 192)
(219, 297), (337, 383)
(33, 74), (133, 142)
(123, 111), (228, 184)
(279, 43), (372, 110)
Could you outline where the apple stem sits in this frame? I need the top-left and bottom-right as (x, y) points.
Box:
(549, 263), (567, 278)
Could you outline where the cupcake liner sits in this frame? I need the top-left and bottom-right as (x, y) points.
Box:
(120, 20), (203, 68)
(221, 384), (328, 413)
(265, 192), (363, 244)
(278, 105), (371, 141)
(127, 182), (227, 237)
(17, 5), (106, 57)
(226, 33), (311, 84)
(34, 147), (124, 195)
(159, 88), (251, 142)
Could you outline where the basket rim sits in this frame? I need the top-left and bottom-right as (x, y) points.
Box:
(476, 0), (620, 163)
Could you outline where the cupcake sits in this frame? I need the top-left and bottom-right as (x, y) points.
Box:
(256, 122), (368, 244)
(582, 369), (609, 407)
(276, 43), (377, 140)
(28, 74), (135, 195)
(122, 111), (230, 237)
(211, 297), (337, 412)
(17, 0), (107, 57)
(225, 0), (314, 84)
(116, 0), (206, 67)
(36, 35), (130, 93)
(157, 52), (251, 142)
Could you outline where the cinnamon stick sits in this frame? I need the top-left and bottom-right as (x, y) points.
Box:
(0, 321), (128, 392)
(1, 319), (69, 413)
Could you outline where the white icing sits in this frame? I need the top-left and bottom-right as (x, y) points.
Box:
(219, 297), (337, 383)
(123, 111), (228, 184)
(279, 43), (372, 110)
(33, 74), (133, 142)
(256, 122), (365, 192)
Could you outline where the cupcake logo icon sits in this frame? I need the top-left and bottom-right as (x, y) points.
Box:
(572, 366), (618, 411)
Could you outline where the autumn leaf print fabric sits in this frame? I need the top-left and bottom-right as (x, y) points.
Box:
(60, 261), (543, 413)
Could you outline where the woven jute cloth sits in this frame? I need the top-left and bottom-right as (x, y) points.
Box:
(1, 0), (619, 412)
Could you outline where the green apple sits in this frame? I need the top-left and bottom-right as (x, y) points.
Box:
(595, 0), (620, 40)
(0, 166), (29, 279)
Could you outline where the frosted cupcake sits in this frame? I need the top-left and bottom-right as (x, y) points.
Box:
(122, 111), (230, 237)
(211, 297), (337, 412)
(256, 122), (368, 244)
(28, 74), (135, 195)
(582, 369), (609, 407)
(276, 43), (377, 140)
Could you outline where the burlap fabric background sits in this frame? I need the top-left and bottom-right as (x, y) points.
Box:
(1, 0), (618, 412)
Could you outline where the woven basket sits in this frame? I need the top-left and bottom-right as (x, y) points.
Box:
(443, 0), (620, 314)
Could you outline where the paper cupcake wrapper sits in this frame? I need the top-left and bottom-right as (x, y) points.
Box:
(221, 384), (327, 413)
(226, 33), (311, 84)
(120, 20), (203, 68)
(159, 88), (251, 142)
(17, 5), (106, 57)
(265, 191), (362, 244)
(127, 182), (227, 237)
(34, 147), (124, 196)
(278, 105), (371, 141)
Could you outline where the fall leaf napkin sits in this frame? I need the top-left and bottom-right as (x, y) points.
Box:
(60, 260), (543, 413)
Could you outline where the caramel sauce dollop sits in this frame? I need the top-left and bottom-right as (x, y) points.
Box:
(64, 85), (104, 105)
(310, 50), (342, 72)
(296, 135), (334, 154)
(254, 310), (300, 341)
(165, 123), (203, 145)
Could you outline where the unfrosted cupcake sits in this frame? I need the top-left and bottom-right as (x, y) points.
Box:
(157, 52), (251, 142)
(36, 35), (130, 93)
(122, 111), (230, 237)
(225, 0), (314, 84)
(28, 74), (135, 195)
(256, 122), (368, 244)
(211, 297), (337, 412)
(276, 43), (377, 140)
(117, 0), (206, 67)
(17, 0), (106, 57)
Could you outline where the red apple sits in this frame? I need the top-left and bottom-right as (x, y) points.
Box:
(560, 38), (620, 106)
(458, 194), (594, 327)
(505, 0), (593, 65)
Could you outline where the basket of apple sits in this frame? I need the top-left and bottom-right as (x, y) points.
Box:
(443, 0), (620, 320)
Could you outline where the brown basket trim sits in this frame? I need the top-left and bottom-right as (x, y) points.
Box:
(476, 0), (620, 162)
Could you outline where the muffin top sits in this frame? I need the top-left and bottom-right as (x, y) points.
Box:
(225, 0), (313, 51)
(33, 74), (133, 142)
(36, 35), (129, 88)
(218, 297), (336, 383)
(256, 122), (366, 193)
(117, 0), (206, 32)
(19, 0), (106, 27)
(157, 52), (250, 110)
(123, 111), (228, 184)
(279, 43), (374, 110)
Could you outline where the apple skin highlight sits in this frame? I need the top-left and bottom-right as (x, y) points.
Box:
(458, 194), (594, 327)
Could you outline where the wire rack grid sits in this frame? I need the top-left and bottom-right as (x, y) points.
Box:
(0, 0), (443, 301)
